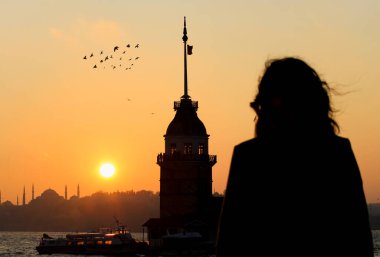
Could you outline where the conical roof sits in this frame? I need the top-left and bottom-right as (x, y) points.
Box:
(166, 98), (207, 136)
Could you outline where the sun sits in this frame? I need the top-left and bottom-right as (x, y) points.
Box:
(99, 163), (116, 178)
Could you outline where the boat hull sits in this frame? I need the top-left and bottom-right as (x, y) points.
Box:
(36, 243), (145, 256)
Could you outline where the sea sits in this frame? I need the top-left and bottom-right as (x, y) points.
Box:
(0, 231), (380, 256)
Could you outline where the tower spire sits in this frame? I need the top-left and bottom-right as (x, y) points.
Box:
(182, 16), (190, 99)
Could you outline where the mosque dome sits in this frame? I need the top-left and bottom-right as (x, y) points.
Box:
(40, 188), (61, 199)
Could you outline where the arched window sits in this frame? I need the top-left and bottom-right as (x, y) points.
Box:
(170, 143), (176, 155)
(198, 144), (205, 155)
(184, 143), (193, 155)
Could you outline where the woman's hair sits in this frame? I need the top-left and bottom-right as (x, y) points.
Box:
(251, 57), (339, 138)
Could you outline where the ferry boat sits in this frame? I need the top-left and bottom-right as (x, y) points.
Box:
(36, 225), (149, 256)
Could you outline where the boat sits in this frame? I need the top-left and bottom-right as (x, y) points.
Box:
(36, 225), (149, 256)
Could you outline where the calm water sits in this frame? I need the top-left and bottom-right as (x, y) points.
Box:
(0, 231), (147, 256)
(0, 231), (380, 256)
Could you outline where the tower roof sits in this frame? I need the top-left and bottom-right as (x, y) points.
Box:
(165, 18), (208, 138)
(166, 98), (207, 137)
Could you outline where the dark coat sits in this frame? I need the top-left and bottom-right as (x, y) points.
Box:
(216, 135), (373, 257)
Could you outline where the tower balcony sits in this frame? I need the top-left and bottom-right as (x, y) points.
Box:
(157, 152), (216, 166)
(174, 100), (198, 111)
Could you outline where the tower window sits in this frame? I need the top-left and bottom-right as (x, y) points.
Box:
(184, 143), (193, 155)
(198, 144), (205, 155)
(170, 143), (176, 155)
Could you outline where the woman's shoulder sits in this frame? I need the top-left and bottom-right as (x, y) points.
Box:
(301, 135), (353, 153)
(333, 135), (350, 142)
(234, 138), (261, 150)
(326, 135), (351, 147)
(234, 135), (352, 148)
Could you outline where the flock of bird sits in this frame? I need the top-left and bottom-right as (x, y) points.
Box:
(83, 43), (141, 71)
(82, 43), (157, 115)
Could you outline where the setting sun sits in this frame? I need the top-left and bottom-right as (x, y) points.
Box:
(99, 163), (116, 178)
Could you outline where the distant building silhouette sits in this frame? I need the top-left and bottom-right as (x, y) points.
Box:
(40, 188), (65, 201)
(22, 186), (26, 206)
(0, 188), (159, 232)
(0, 190), (2, 205)
(17, 195), (19, 206)
(143, 17), (222, 251)
(77, 184), (80, 198)
(1, 200), (13, 207)
(65, 185), (68, 200)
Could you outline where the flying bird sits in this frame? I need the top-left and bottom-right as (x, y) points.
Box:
(83, 42), (142, 71)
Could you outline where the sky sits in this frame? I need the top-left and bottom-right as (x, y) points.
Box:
(0, 0), (380, 204)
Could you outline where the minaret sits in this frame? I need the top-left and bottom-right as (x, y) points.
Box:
(77, 184), (80, 198)
(32, 184), (35, 201)
(17, 195), (19, 206)
(157, 17), (217, 220)
(65, 185), (67, 200)
(0, 190), (2, 205)
(22, 186), (26, 206)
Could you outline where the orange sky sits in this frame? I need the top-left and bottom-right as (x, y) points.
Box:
(1, 1), (380, 203)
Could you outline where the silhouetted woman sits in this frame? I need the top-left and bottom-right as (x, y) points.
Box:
(216, 57), (373, 257)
